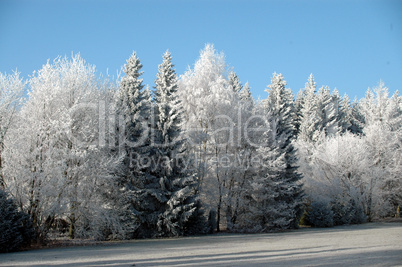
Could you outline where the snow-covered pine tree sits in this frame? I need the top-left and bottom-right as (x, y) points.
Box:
(228, 71), (242, 94)
(331, 89), (350, 133)
(298, 74), (320, 143)
(293, 89), (304, 136)
(118, 51), (150, 151)
(338, 93), (354, 133)
(316, 86), (339, 137)
(240, 82), (254, 110)
(116, 51), (156, 238)
(349, 97), (365, 134)
(234, 118), (287, 232)
(152, 50), (206, 237)
(387, 90), (402, 132)
(263, 72), (304, 229)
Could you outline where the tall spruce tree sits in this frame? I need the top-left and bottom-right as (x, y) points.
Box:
(116, 51), (156, 238)
(298, 73), (320, 143)
(333, 90), (351, 133)
(228, 71), (242, 94)
(316, 86), (339, 137)
(235, 116), (288, 232)
(263, 73), (304, 229)
(339, 94), (359, 134)
(152, 51), (206, 237)
(240, 82), (253, 109)
(293, 89), (304, 136)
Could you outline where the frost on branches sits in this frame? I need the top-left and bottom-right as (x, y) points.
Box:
(251, 73), (304, 230)
(4, 55), (125, 241)
(296, 80), (401, 225)
(0, 44), (400, 243)
(153, 51), (206, 237)
(115, 51), (154, 238)
(0, 72), (24, 189)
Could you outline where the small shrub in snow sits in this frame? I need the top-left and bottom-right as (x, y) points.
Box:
(331, 198), (350, 225)
(307, 201), (334, 227)
(208, 209), (217, 234)
(347, 198), (366, 224)
(0, 189), (35, 252)
(331, 197), (367, 225)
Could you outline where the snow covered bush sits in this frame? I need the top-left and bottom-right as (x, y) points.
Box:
(306, 201), (334, 228)
(302, 197), (366, 228)
(0, 189), (35, 252)
(331, 196), (366, 225)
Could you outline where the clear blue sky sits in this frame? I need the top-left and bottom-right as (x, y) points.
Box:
(1, 0), (401, 100)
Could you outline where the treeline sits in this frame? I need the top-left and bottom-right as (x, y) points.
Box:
(0, 44), (400, 251)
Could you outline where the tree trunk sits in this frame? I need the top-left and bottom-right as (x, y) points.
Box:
(217, 193), (221, 232)
(69, 215), (75, 239)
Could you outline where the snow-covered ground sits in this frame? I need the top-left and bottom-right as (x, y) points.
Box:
(1, 222), (401, 267)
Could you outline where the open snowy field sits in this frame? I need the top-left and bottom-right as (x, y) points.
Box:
(1, 222), (401, 267)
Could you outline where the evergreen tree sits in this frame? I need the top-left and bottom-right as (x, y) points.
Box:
(240, 82), (254, 109)
(152, 50), (206, 236)
(228, 71), (242, 94)
(116, 51), (154, 238)
(0, 189), (34, 252)
(293, 89), (304, 136)
(349, 97), (365, 134)
(316, 86), (339, 137)
(263, 73), (304, 229)
(118, 51), (150, 150)
(298, 74), (320, 143)
(235, 118), (288, 232)
(338, 93), (353, 133)
(386, 90), (402, 133)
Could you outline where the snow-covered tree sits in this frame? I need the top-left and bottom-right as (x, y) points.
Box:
(117, 51), (150, 152)
(348, 97), (366, 134)
(262, 72), (304, 229)
(240, 82), (254, 110)
(297, 118), (400, 224)
(315, 86), (339, 137)
(234, 116), (288, 232)
(4, 55), (125, 240)
(293, 89), (304, 136)
(0, 72), (24, 189)
(115, 51), (156, 238)
(179, 44), (237, 231)
(298, 74), (320, 143)
(228, 71), (242, 94)
(338, 93), (354, 133)
(331, 89), (349, 133)
(359, 83), (401, 218)
(297, 75), (345, 141)
(151, 50), (206, 237)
